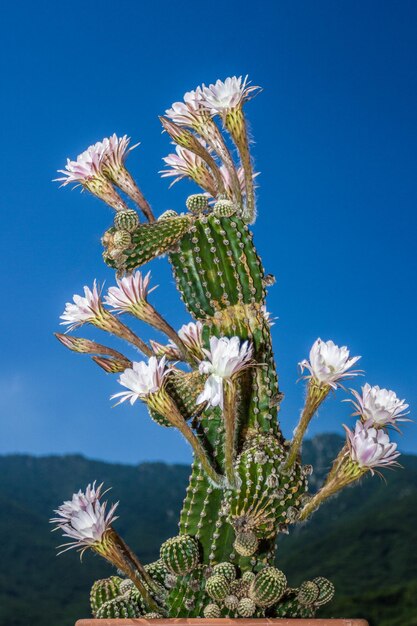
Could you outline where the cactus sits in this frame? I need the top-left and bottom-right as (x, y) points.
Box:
(249, 567), (287, 607)
(52, 75), (409, 620)
(160, 535), (200, 575)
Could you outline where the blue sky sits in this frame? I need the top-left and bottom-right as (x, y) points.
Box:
(0, 1), (416, 464)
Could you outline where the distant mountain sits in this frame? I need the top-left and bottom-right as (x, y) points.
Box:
(0, 434), (416, 626)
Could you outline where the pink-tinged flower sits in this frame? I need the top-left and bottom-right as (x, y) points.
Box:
(55, 143), (106, 186)
(299, 338), (361, 389)
(344, 420), (400, 473)
(196, 336), (253, 408)
(201, 76), (260, 114)
(100, 134), (139, 173)
(55, 141), (127, 211)
(111, 356), (170, 405)
(60, 281), (103, 331)
(168, 321), (204, 359)
(165, 87), (209, 127)
(219, 164), (259, 198)
(160, 146), (217, 195)
(50, 483), (118, 554)
(349, 383), (409, 428)
(104, 271), (156, 313)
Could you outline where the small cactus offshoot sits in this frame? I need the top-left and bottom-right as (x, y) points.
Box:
(52, 75), (409, 619)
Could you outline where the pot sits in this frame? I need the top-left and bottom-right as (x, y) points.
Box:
(76, 619), (369, 625)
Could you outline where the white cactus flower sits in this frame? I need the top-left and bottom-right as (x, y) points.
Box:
(165, 87), (208, 126)
(299, 338), (361, 389)
(60, 281), (103, 331)
(201, 75), (260, 113)
(197, 336), (253, 408)
(160, 145), (209, 183)
(111, 356), (170, 405)
(104, 271), (156, 313)
(55, 143), (107, 187)
(55, 135), (137, 187)
(100, 133), (138, 173)
(349, 383), (409, 428)
(344, 420), (400, 473)
(177, 321), (204, 355)
(50, 483), (118, 553)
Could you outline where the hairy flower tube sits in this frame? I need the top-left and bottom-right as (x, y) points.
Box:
(51, 484), (163, 611)
(99, 134), (154, 222)
(60, 281), (152, 356)
(201, 76), (260, 222)
(286, 339), (361, 469)
(105, 272), (190, 361)
(299, 420), (401, 521)
(112, 357), (223, 486)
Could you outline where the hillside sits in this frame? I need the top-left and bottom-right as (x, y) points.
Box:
(0, 434), (416, 626)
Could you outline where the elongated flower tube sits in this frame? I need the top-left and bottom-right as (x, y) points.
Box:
(201, 76), (261, 222)
(100, 134), (155, 222)
(54, 333), (130, 365)
(51, 484), (163, 612)
(166, 88), (243, 206)
(197, 336), (253, 488)
(160, 146), (218, 196)
(285, 339), (361, 469)
(112, 358), (223, 486)
(55, 143), (128, 211)
(105, 272), (190, 361)
(349, 383), (409, 429)
(159, 116), (225, 196)
(299, 420), (400, 520)
(60, 281), (152, 356)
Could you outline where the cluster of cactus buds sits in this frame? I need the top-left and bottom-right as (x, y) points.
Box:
(52, 75), (408, 619)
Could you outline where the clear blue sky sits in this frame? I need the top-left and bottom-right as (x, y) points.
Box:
(0, 1), (416, 464)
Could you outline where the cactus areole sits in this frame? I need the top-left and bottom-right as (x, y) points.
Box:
(51, 76), (406, 623)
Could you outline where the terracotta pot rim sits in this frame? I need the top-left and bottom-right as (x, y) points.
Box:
(76, 619), (370, 625)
